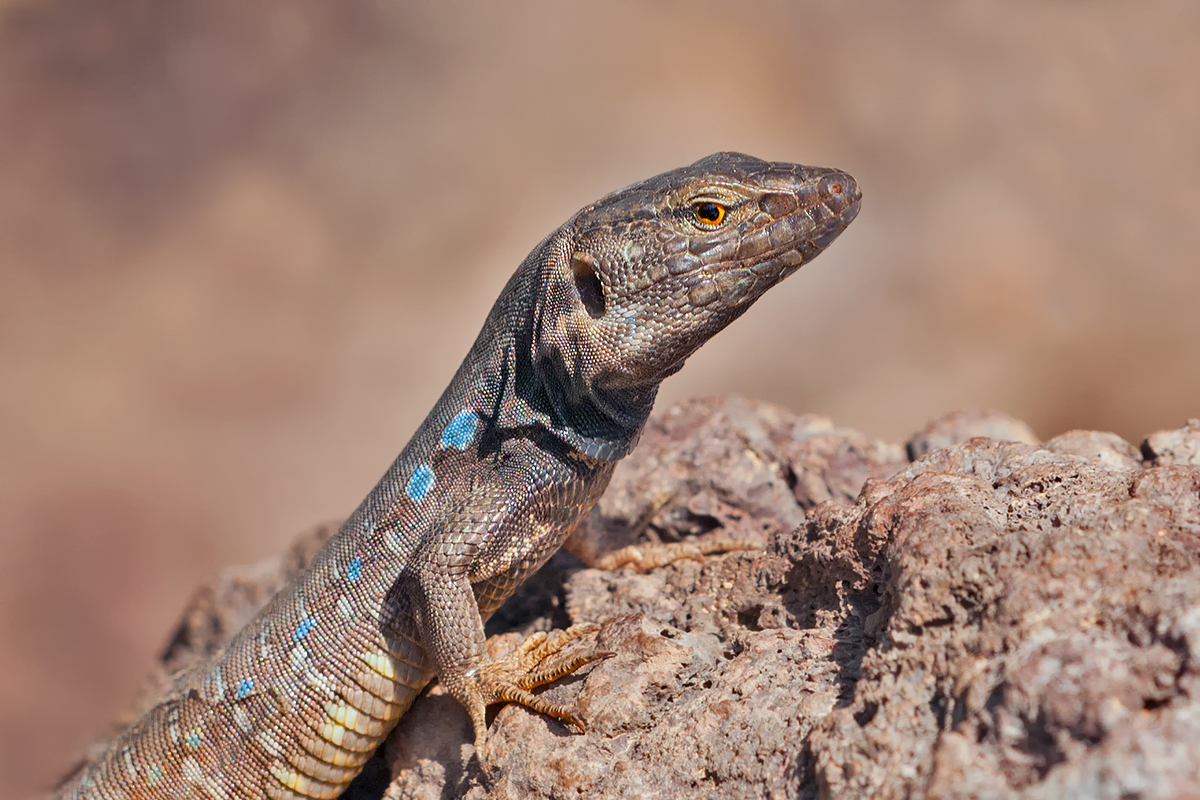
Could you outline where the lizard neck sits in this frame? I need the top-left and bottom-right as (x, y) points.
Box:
(529, 357), (657, 461)
(464, 243), (656, 462)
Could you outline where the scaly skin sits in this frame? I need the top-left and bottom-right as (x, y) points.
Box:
(54, 152), (860, 799)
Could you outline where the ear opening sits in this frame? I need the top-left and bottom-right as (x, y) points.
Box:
(571, 252), (607, 319)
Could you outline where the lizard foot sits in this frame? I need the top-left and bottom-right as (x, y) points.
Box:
(468, 624), (610, 756)
(591, 537), (760, 572)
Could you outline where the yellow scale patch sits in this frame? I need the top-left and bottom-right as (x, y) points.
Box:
(295, 727), (372, 769)
(286, 750), (358, 786)
(268, 763), (342, 800)
(314, 717), (375, 752)
(359, 646), (426, 692)
(351, 667), (398, 702)
(339, 684), (399, 721)
(359, 650), (395, 680)
(323, 700), (387, 737)
(254, 647), (428, 796)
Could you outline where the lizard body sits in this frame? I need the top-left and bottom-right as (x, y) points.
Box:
(55, 152), (860, 800)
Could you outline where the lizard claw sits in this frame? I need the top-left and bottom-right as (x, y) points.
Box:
(467, 624), (608, 756)
(592, 537), (760, 572)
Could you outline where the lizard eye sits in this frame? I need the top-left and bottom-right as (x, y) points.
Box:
(692, 201), (727, 227)
(572, 252), (606, 319)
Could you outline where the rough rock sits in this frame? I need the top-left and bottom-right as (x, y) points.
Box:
(69, 398), (1200, 799)
(906, 409), (1040, 461)
(1142, 418), (1200, 467)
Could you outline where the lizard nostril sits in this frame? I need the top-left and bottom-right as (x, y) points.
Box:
(820, 173), (859, 210)
(572, 252), (607, 319)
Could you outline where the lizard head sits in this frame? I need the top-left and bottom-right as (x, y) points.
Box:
(532, 152), (860, 404)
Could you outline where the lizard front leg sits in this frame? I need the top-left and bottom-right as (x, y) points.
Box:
(564, 491), (760, 573)
(408, 560), (604, 755)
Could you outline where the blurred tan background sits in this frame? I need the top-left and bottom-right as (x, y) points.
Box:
(1, 0), (1197, 795)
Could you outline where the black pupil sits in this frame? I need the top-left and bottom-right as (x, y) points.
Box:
(697, 202), (721, 222)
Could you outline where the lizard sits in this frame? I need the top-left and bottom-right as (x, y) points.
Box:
(53, 151), (861, 800)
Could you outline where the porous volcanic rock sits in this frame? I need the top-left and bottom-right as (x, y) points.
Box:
(61, 399), (1200, 800)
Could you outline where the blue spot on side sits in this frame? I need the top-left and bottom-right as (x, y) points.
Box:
(347, 556), (363, 582)
(184, 729), (203, 748)
(440, 409), (479, 450)
(235, 677), (254, 699)
(406, 463), (436, 501)
(294, 618), (316, 640)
